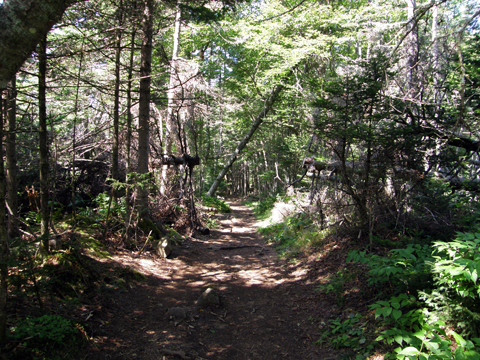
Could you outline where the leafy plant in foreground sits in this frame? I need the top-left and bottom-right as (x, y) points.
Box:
(9, 314), (85, 359)
(421, 233), (480, 338)
(316, 313), (374, 359)
(347, 244), (432, 293)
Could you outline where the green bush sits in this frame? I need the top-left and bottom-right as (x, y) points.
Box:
(359, 232), (480, 359)
(421, 233), (480, 338)
(347, 244), (432, 293)
(316, 314), (374, 359)
(201, 195), (231, 213)
(10, 314), (84, 359)
(258, 213), (325, 257)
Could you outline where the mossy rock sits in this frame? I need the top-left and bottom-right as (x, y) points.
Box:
(138, 219), (163, 239)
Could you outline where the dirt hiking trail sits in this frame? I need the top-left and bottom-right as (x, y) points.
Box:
(81, 202), (339, 359)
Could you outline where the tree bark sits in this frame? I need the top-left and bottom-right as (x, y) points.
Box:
(38, 34), (49, 253)
(125, 29), (136, 237)
(0, 90), (8, 347)
(112, 1), (123, 185)
(5, 74), (17, 240)
(207, 73), (291, 197)
(136, 0), (154, 218)
(0, 0), (78, 89)
(161, 5), (182, 195)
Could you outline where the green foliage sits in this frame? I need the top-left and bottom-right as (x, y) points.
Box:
(360, 232), (480, 359)
(347, 244), (432, 293)
(9, 315), (85, 359)
(420, 233), (480, 338)
(259, 213), (328, 257)
(316, 314), (374, 359)
(201, 196), (232, 213)
(245, 195), (277, 219)
(315, 268), (355, 306)
(411, 178), (480, 238)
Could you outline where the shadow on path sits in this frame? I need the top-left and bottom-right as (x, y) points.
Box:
(81, 202), (338, 360)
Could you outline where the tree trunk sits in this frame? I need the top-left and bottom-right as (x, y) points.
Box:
(405, 0), (419, 105)
(112, 2), (123, 186)
(206, 74), (290, 197)
(125, 29), (136, 237)
(71, 41), (84, 219)
(38, 35), (49, 253)
(0, 0), (78, 89)
(0, 90), (8, 347)
(136, 0), (154, 218)
(161, 5), (182, 195)
(5, 74), (17, 240)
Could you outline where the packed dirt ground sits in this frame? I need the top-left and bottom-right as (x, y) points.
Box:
(77, 201), (356, 359)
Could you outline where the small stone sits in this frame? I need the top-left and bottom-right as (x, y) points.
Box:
(155, 238), (173, 258)
(167, 307), (187, 319)
(196, 287), (220, 308)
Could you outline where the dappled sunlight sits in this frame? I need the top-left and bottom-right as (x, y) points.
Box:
(82, 202), (332, 359)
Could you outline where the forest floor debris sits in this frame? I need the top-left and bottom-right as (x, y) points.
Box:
(4, 200), (381, 359)
(75, 201), (352, 359)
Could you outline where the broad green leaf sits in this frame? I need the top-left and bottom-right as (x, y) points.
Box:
(382, 306), (392, 318)
(391, 301), (401, 309)
(393, 309), (402, 321)
(398, 346), (420, 356)
(394, 334), (404, 345)
(451, 331), (467, 347)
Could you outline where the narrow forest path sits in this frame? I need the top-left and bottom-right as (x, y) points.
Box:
(81, 202), (338, 359)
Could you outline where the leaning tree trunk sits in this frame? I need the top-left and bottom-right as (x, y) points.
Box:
(136, 0), (154, 218)
(39, 35), (49, 253)
(0, 0), (78, 90)
(206, 73), (291, 197)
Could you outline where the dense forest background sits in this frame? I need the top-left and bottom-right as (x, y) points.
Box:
(1, 0), (480, 358)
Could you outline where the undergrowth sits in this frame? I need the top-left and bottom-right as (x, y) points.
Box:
(256, 197), (480, 359)
(5, 217), (146, 359)
(244, 195), (278, 220)
(258, 213), (329, 257)
(201, 195), (232, 213)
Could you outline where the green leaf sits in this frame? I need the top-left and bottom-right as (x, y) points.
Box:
(394, 334), (404, 345)
(452, 331), (467, 347)
(398, 347), (420, 356)
(392, 309), (402, 322)
(473, 270), (478, 284)
(391, 301), (401, 310)
(382, 307), (393, 318)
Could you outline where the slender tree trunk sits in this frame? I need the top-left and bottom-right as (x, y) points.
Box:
(71, 41), (84, 218)
(166, 5), (182, 152)
(207, 75), (290, 197)
(0, 91), (8, 347)
(405, 0), (419, 103)
(38, 35), (49, 253)
(137, 0), (154, 218)
(125, 29), (136, 237)
(112, 1), (123, 186)
(161, 5), (182, 195)
(6, 74), (17, 240)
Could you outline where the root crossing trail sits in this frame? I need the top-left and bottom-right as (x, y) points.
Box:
(82, 202), (336, 359)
